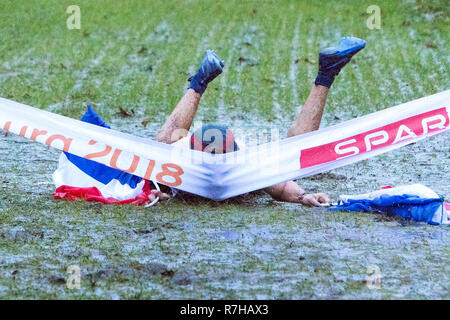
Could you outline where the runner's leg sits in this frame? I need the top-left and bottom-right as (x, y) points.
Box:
(287, 36), (366, 137)
(156, 89), (201, 143)
(156, 50), (224, 144)
(287, 85), (329, 137)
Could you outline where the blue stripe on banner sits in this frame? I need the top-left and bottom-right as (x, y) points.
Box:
(63, 105), (143, 188)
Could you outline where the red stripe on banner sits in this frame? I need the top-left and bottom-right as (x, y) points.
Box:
(300, 107), (449, 169)
(53, 180), (154, 205)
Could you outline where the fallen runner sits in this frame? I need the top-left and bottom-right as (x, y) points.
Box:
(155, 36), (365, 205)
(54, 36), (366, 206)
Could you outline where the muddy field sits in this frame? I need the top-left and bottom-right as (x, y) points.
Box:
(0, 0), (449, 299)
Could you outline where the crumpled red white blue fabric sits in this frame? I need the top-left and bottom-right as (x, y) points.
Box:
(52, 106), (155, 205)
(329, 184), (449, 225)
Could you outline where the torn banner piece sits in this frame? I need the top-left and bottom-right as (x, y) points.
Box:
(329, 184), (449, 225)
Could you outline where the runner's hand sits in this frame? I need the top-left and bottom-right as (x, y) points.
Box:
(298, 193), (330, 207)
(149, 190), (170, 202)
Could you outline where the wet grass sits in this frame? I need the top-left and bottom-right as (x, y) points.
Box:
(0, 0), (449, 299)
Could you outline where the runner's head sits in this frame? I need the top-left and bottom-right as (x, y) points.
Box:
(190, 123), (239, 154)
